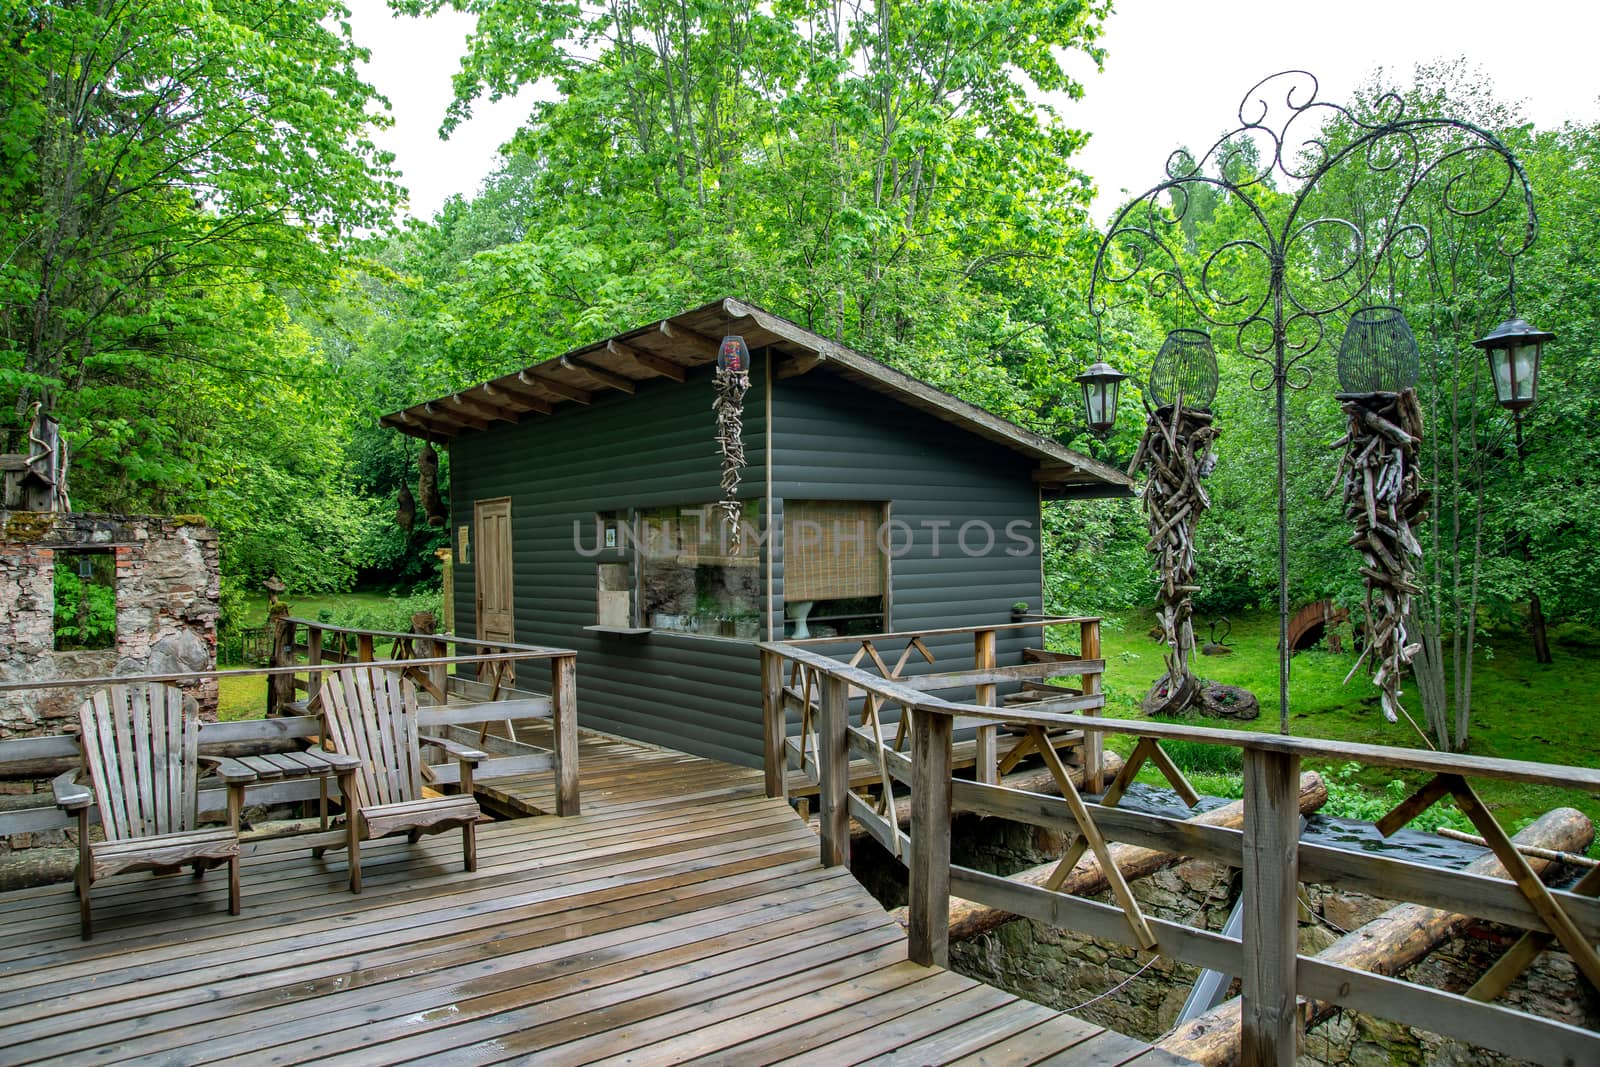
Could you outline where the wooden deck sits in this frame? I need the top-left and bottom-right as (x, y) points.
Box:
(0, 735), (1183, 1066)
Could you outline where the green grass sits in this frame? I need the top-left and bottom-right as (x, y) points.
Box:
(218, 588), (441, 720)
(1091, 607), (1600, 851)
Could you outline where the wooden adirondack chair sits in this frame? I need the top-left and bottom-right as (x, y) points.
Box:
(317, 665), (485, 892)
(51, 684), (255, 939)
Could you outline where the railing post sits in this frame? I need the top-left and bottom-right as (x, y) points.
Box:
(552, 653), (580, 816)
(305, 625), (323, 708)
(267, 609), (294, 715)
(1241, 747), (1301, 1067)
(973, 628), (998, 785)
(817, 673), (850, 869)
(1080, 618), (1104, 792)
(412, 611), (445, 706)
(761, 649), (787, 799)
(357, 633), (375, 663)
(909, 706), (953, 968)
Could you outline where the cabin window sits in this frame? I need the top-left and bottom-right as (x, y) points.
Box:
(783, 500), (888, 637)
(638, 501), (762, 638)
(54, 551), (116, 651)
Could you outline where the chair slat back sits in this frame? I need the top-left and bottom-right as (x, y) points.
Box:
(321, 666), (422, 808)
(78, 684), (200, 841)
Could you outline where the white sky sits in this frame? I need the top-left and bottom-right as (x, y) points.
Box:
(346, 0), (1600, 222)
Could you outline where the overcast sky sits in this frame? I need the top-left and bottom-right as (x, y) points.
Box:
(346, 0), (1600, 222)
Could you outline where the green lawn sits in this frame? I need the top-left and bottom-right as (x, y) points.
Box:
(1091, 607), (1600, 850)
(218, 588), (441, 720)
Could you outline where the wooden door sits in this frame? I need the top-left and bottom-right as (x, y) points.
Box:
(474, 498), (515, 651)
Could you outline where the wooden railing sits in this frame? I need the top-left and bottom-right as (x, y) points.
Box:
(763, 617), (1106, 799)
(759, 637), (1600, 1067)
(0, 637), (580, 842)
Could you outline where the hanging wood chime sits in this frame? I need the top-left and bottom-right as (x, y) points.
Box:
(713, 335), (751, 552)
(1330, 306), (1428, 725)
(1132, 329), (1220, 716)
(395, 480), (416, 532)
(417, 442), (446, 526)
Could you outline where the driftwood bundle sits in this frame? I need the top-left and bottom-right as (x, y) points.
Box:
(417, 442), (446, 527)
(712, 364), (750, 551)
(1129, 397), (1219, 714)
(1331, 390), (1427, 724)
(395, 480), (416, 532)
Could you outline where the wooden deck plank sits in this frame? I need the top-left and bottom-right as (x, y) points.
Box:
(762, 982), (1026, 1065)
(0, 730), (1171, 1067)
(623, 963), (961, 1066)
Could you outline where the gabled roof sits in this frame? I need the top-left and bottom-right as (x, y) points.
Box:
(381, 297), (1132, 499)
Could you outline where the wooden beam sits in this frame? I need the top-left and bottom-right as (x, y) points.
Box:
(561, 355), (636, 394)
(657, 319), (723, 361)
(424, 402), (489, 432)
(483, 381), (552, 415)
(607, 338), (687, 382)
(1240, 748), (1302, 1067)
(818, 673), (850, 870)
(388, 411), (455, 441)
(909, 706), (954, 968)
(518, 370), (592, 405)
(777, 353), (825, 379)
(448, 393), (518, 424)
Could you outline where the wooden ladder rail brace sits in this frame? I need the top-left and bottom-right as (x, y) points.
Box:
(757, 637), (1600, 1067)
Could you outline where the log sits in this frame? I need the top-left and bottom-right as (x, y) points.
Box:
(816, 751), (1128, 842)
(1158, 806), (1596, 1067)
(889, 772), (1329, 942)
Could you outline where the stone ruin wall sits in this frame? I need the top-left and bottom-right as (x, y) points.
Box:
(0, 511), (220, 740)
(854, 812), (1598, 1067)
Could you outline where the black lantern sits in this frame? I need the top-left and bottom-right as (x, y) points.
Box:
(717, 335), (750, 374)
(1472, 316), (1552, 413)
(1074, 361), (1127, 436)
(1149, 329), (1219, 411)
(1337, 306), (1421, 393)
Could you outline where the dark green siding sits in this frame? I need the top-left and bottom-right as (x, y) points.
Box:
(771, 371), (1043, 694)
(450, 363), (771, 767)
(450, 359), (1044, 767)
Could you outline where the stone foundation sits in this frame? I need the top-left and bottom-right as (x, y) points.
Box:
(0, 511), (220, 738)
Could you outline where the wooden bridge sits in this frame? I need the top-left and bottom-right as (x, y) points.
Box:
(0, 627), (1182, 1067)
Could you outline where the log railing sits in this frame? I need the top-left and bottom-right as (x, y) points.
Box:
(758, 638), (1600, 1067)
(0, 638), (581, 841)
(765, 617), (1107, 797)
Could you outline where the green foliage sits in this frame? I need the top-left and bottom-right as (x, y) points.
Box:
(52, 565), (116, 650)
(1154, 738), (1243, 777)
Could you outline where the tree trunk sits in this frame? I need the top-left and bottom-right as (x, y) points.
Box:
(1529, 588), (1552, 665)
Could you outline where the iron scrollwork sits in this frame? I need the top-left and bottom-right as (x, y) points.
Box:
(1089, 70), (1538, 731)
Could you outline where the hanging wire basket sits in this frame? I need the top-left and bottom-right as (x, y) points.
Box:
(1336, 305), (1421, 393)
(1149, 328), (1220, 410)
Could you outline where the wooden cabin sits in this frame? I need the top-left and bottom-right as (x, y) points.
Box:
(382, 297), (1131, 765)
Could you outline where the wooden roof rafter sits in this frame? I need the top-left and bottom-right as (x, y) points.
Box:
(483, 380), (553, 415)
(606, 338), (686, 382)
(449, 393), (521, 424)
(560, 355), (636, 394)
(423, 402), (489, 433)
(519, 370), (592, 405)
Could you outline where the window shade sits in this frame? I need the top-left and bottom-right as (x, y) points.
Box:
(784, 501), (885, 601)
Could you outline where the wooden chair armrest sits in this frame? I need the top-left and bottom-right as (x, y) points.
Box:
(200, 756), (259, 785)
(52, 768), (93, 811)
(309, 750), (362, 773)
(418, 735), (487, 765)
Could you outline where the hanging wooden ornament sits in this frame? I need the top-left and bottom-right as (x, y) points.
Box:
(713, 335), (751, 552)
(418, 442), (446, 526)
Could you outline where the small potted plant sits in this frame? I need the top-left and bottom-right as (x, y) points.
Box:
(1011, 601), (1031, 622)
